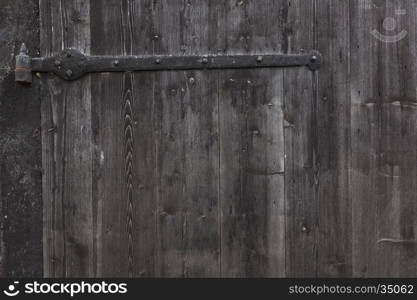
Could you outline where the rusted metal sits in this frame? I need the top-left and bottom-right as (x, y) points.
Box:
(15, 44), (32, 83)
(15, 44), (322, 82)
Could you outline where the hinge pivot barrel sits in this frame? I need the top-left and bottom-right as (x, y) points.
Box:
(15, 43), (32, 83)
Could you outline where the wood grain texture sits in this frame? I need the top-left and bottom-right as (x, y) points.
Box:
(351, 0), (417, 277)
(151, 0), (220, 277)
(41, 0), (94, 277)
(283, 0), (317, 277)
(39, 0), (417, 278)
(152, 0), (189, 277)
(0, 0), (42, 277)
(180, 0), (220, 278)
(315, 0), (351, 277)
(218, 0), (285, 277)
(90, 0), (221, 277)
(90, 0), (131, 277)
(129, 0), (158, 278)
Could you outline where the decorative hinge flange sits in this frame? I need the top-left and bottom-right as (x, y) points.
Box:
(15, 43), (322, 83)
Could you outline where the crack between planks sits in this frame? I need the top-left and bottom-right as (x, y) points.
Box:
(217, 71), (222, 277)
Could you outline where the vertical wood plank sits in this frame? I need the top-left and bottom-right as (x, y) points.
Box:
(218, 0), (286, 277)
(152, 0), (187, 277)
(41, 0), (93, 277)
(130, 0), (158, 278)
(351, 0), (417, 277)
(152, 0), (220, 277)
(38, 0), (417, 278)
(315, 0), (352, 277)
(283, 0), (317, 277)
(90, 0), (131, 277)
(181, 0), (220, 278)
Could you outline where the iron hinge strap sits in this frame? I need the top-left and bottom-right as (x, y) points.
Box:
(15, 43), (322, 83)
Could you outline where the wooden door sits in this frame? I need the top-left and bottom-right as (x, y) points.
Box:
(38, 0), (417, 278)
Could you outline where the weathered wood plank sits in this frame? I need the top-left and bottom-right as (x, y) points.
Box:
(351, 0), (417, 277)
(315, 0), (352, 277)
(152, 0), (187, 277)
(283, 0), (317, 277)
(38, 0), (417, 279)
(180, 0), (220, 278)
(129, 0), (158, 278)
(218, 0), (285, 277)
(152, 0), (220, 277)
(91, 0), (160, 277)
(90, 0), (131, 278)
(41, 0), (94, 277)
(40, 0), (63, 277)
(182, 71), (220, 277)
(0, 0), (42, 277)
